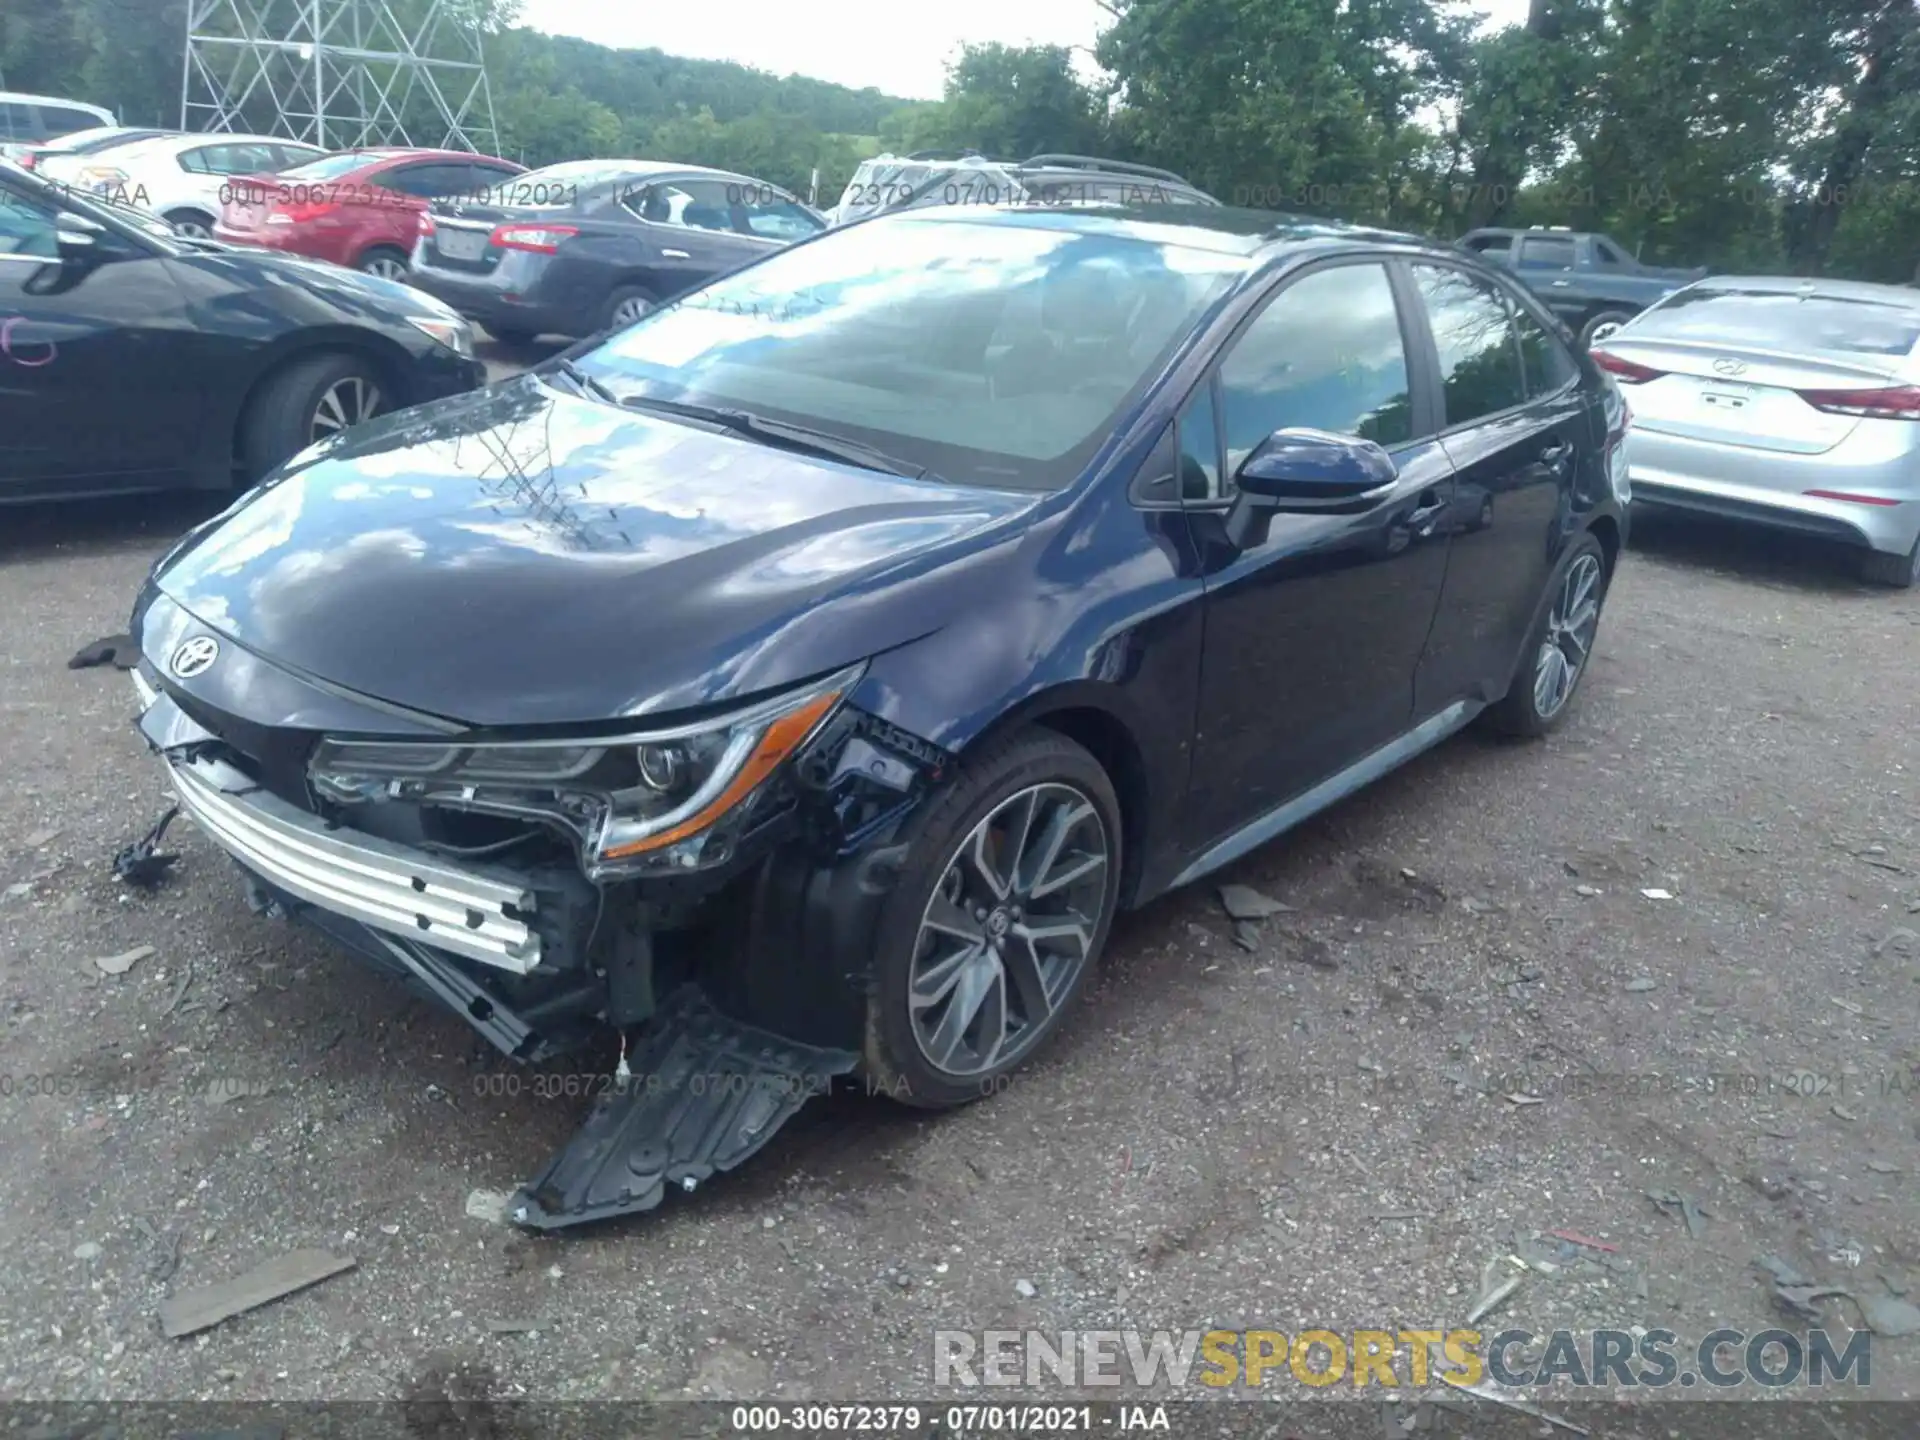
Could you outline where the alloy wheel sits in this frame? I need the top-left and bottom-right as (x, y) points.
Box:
(308, 376), (382, 440)
(362, 255), (409, 280)
(1533, 552), (1603, 720)
(612, 295), (652, 327)
(171, 218), (212, 239)
(907, 783), (1111, 1078)
(1586, 319), (1624, 345)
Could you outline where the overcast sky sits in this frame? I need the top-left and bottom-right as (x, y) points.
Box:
(517, 0), (1536, 101)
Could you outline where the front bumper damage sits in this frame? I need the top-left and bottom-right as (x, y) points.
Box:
(130, 668), (937, 1231)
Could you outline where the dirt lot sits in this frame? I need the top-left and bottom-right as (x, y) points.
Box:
(2, 365), (1918, 1418)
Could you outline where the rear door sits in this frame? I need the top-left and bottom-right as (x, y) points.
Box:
(1410, 262), (1587, 713)
(1515, 233), (1582, 323)
(621, 178), (768, 297)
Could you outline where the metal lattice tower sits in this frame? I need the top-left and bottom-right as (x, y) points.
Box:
(182, 0), (500, 154)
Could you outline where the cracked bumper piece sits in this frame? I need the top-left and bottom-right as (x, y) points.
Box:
(164, 752), (542, 974)
(511, 986), (858, 1231)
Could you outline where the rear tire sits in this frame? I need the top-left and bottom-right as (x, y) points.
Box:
(357, 246), (411, 281)
(1483, 533), (1610, 739)
(486, 326), (538, 346)
(165, 210), (215, 239)
(601, 286), (657, 333)
(239, 352), (388, 480)
(1859, 536), (1920, 589)
(1579, 310), (1635, 350)
(861, 729), (1122, 1111)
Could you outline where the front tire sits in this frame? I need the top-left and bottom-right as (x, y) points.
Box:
(1484, 533), (1610, 738)
(1859, 535), (1920, 589)
(239, 352), (387, 480)
(862, 729), (1122, 1110)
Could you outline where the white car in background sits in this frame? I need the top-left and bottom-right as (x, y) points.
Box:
(1600, 277), (1920, 587)
(36, 132), (325, 237)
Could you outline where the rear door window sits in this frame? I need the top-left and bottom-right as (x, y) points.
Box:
(1510, 299), (1579, 395)
(380, 164), (470, 198)
(37, 105), (105, 139)
(1413, 264), (1528, 425)
(1466, 234), (1512, 255)
(0, 103), (34, 142)
(633, 180), (740, 234)
(1629, 288), (1920, 358)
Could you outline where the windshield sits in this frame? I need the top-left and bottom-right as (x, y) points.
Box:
(576, 214), (1246, 491)
(1632, 287), (1920, 358)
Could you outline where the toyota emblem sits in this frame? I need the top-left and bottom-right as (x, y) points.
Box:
(169, 636), (220, 679)
(1712, 358), (1747, 377)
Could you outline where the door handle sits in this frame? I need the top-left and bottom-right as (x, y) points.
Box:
(662, 248), (691, 259)
(1540, 439), (1573, 472)
(1550, 279), (1571, 287)
(1407, 488), (1446, 523)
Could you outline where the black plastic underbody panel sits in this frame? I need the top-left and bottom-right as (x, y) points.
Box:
(510, 986), (859, 1230)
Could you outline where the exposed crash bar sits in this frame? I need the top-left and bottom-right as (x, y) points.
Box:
(165, 755), (542, 973)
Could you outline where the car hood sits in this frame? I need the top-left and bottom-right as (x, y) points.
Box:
(180, 244), (455, 314)
(149, 376), (1040, 728)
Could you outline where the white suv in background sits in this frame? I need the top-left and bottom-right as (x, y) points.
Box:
(0, 92), (117, 161)
(37, 132), (325, 237)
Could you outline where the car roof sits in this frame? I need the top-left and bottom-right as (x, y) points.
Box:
(112, 132), (322, 158)
(1685, 275), (1920, 309)
(895, 202), (1428, 261)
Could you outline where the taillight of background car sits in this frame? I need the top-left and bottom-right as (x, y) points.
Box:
(1590, 349), (1664, 384)
(490, 224), (577, 254)
(1795, 384), (1920, 420)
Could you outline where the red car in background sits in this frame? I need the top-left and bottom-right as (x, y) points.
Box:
(214, 147), (524, 279)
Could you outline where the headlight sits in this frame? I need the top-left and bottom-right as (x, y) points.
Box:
(407, 315), (475, 359)
(308, 664), (861, 878)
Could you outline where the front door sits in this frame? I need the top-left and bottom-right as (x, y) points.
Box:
(1181, 258), (1456, 851)
(0, 178), (197, 491)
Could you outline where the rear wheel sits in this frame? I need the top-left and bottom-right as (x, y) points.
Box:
(165, 210), (215, 239)
(1483, 534), (1610, 738)
(1579, 310), (1634, 349)
(1859, 536), (1920, 589)
(862, 729), (1122, 1110)
(239, 352), (387, 480)
(601, 286), (656, 333)
(485, 326), (538, 346)
(357, 246), (411, 281)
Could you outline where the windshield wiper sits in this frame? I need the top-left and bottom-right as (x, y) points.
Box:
(550, 356), (623, 406)
(616, 394), (931, 480)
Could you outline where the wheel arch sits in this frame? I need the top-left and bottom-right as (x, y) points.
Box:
(948, 686), (1158, 910)
(224, 331), (418, 476)
(1586, 511), (1622, 578)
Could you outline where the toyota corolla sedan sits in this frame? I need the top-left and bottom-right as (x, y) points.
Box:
(1598, 276), (1920, 587)
(126, 205), (1628, 1229)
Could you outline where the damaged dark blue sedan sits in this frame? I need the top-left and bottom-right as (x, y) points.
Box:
(127, 204), (1629, 1228)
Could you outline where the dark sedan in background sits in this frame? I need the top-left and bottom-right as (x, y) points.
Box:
(126, 202), (1627, 1228)
(0, 159), (483, 501)
(407, 158), (825, 342)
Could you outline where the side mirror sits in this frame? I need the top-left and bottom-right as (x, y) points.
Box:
(1236, 427), (1397, 507)
(1223, 427), (1399, 549)
(55, 214), (104, 261)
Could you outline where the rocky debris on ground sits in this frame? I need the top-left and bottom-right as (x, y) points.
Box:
(93, 944), (154, 976)
(1217, 883), (1293, 921)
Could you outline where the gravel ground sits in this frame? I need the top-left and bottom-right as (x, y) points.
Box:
(2, 358), (1917, 1419)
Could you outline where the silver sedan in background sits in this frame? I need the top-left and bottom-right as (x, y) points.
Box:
(1595, 277), (1920, 587)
